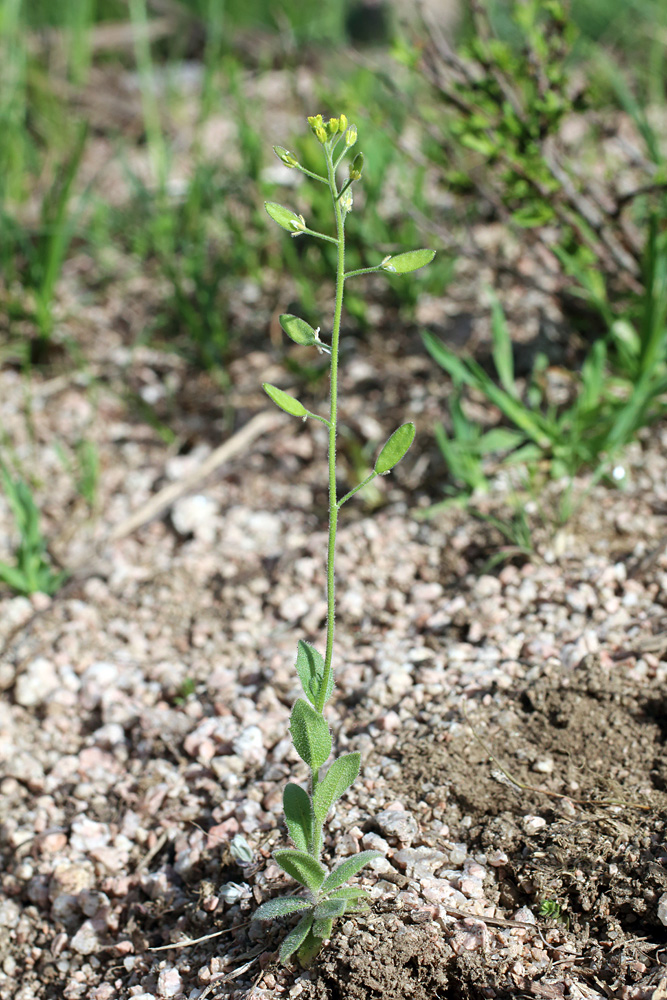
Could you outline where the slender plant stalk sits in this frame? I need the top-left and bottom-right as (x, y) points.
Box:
(256, 114), (434, 968)
(319, 145), (346, 719)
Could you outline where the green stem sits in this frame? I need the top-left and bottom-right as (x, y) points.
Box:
(337, 471), (378, 507)
(297, 165), (329, 185)
(299, 226), (339, 245)
(344, 265), (385, 280)
(315, 146), (346, 718)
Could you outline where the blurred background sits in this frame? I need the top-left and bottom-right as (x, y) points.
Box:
(1, 0), (667, 588)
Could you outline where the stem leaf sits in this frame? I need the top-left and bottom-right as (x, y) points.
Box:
(381, 248), (435, 273)
(374, 422), (416, 475)
(263, 383), (307, 418)
(252, 896), (313, 921)
(289, 698), (332, 771)
(320, 850), (382, 893)
(265, 201), (304, 233)
(295, 640), (333, 707)
(274, 848), (327, 893)
(280, 314), (318, 347)
(312, 752), (361, 823)
(283, 783), (313, 853)
(279, 911), (314, 964)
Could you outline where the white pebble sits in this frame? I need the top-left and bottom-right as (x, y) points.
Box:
(14, 657), (59, 707)
(157, 966), (183, 997)
(522, 814), (547, 835)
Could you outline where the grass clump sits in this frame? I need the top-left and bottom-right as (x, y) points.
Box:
(253, 115), (433, 966)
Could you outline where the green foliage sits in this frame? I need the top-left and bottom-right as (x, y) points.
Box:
(252, 117), (433, 966)
(0, 464), (67, 596)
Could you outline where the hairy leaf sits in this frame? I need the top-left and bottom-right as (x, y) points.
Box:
(374, 423), (415, 475)
(311, 916), (334, 940)
(320, 850), (382, 893)
(312, 753), (360, 823)
(252, 896), (312, 921)
(295, 640), (333, 707)
(265, 201), (304, 232)
(274, 849), (327, 893)
(279, 911), (313, 964)
(313, 897), (347, 920)
(283, 783), (313, 853)
(263, 383), (307, 418)
(382, 248), (435, 273)
(290, 698), (331, 770)
(280, 314), (318, 347)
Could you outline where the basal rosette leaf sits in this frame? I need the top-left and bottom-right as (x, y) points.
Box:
(313, 897), (347, 920)
(279, 911), (314, 964)
(289, 698), (332, 770)
(312, 752), (361, 823)
(374, 423), (415, 475)
(320, 850), (382, 893)
(274, 848), (327, 893)
(252, 896), (313, 921)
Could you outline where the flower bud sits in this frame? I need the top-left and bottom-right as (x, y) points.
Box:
(307, 114), (328, 143)
(326, 117), (340, 138)
(338, 114), (348, 133)
(340, 187), (353, 217)
(345, 124), (357, 147)
(349, 152), (364, 181)
(273, 145), (299, 168)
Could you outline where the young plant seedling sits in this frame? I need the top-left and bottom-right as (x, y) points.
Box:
(255, 114), (434, 966)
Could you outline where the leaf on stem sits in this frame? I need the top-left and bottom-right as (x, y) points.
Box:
(320, 850), (382, 893)
(263, 383), (307, 418)
(289, 698), (332, 770)
(283, 783), (313, 853)
(312, 753), (361, 822)
(265, 201), (305, 233)
(374, 423), (416, 475)
(280, 314), (318, 347)
(252, 896), (312, 921)
(381, 249), (435, 273)
(279, 911), (314, 964)
(274, 849), (327, 893)
(295, 640), (333, 707)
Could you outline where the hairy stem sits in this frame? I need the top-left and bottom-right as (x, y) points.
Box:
(316, 147), (346, 718)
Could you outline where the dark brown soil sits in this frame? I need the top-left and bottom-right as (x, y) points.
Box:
(301, 654), (667, 999)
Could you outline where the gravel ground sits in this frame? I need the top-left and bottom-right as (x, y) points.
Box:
(1, 319), (667, 999)
(1, 60), (667, 1000)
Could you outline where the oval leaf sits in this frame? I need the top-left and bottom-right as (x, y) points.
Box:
(320, 850), (382, 894)
(312, 753), (361, 823)
(289, 698), (332, 771)
(295, 640), (333, 707)
(283, 783), (313, 853)
(265, 201), (303, 232)
(280, 314), (318, 347)
(374, 422), (415, 475)
(252, 896), (312, 921)
(274, 848), (327, 893)
(382, 248), (435, 274)
(279, 911), (313, 964)
(263, 383), (307, 418)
